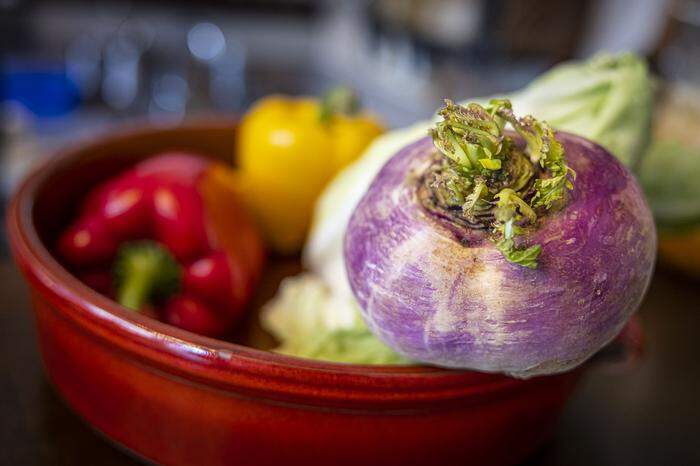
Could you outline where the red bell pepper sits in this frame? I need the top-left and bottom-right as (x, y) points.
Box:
(57, 152), (265, 336)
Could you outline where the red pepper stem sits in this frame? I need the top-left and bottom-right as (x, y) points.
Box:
(114, 241), (181, 312)
(118, 264), (158, 310)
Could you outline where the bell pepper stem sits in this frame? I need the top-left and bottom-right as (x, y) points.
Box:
(114, 241), (181, 312)
(319, 86), (360, 123)
(118, 265), (157, 310)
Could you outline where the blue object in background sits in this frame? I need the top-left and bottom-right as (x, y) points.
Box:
(1, 62), (81, 118)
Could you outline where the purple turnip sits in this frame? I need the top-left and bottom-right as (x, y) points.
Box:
(344, 100), (656, 377)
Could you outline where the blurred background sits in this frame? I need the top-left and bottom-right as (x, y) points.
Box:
(2, 0), (700, 254)
(2, 2), (700, 466)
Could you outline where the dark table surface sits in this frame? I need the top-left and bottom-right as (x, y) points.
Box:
(1, 255), (699, 466)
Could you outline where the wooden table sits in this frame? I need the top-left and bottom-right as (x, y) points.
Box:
(1, 257), (699, 466)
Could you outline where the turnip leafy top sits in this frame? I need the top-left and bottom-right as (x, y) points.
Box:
(428, 99), (575, 268)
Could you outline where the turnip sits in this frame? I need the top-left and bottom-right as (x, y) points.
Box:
(344, 100), (656, 377)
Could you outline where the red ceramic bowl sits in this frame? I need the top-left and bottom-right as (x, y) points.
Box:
(7, 120), (639, 466)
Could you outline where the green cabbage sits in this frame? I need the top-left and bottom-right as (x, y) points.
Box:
(639, 140), (700, 231)
(263, 53), (655, 364)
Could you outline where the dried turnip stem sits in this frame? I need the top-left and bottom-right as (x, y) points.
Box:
(428, 99), (575, 268)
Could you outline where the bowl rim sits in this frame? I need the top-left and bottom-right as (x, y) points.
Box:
(6, 119), (563, 407)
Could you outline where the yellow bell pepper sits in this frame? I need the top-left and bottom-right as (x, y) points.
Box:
(235, 88), (384, 254)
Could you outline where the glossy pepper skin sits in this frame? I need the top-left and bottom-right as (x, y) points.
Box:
(57, 153), (265, 337)
(235, 89), (384, 254)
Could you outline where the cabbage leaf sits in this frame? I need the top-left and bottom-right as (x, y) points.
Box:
(506, 53), (653, 169)
(262, 274), (409, 364)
